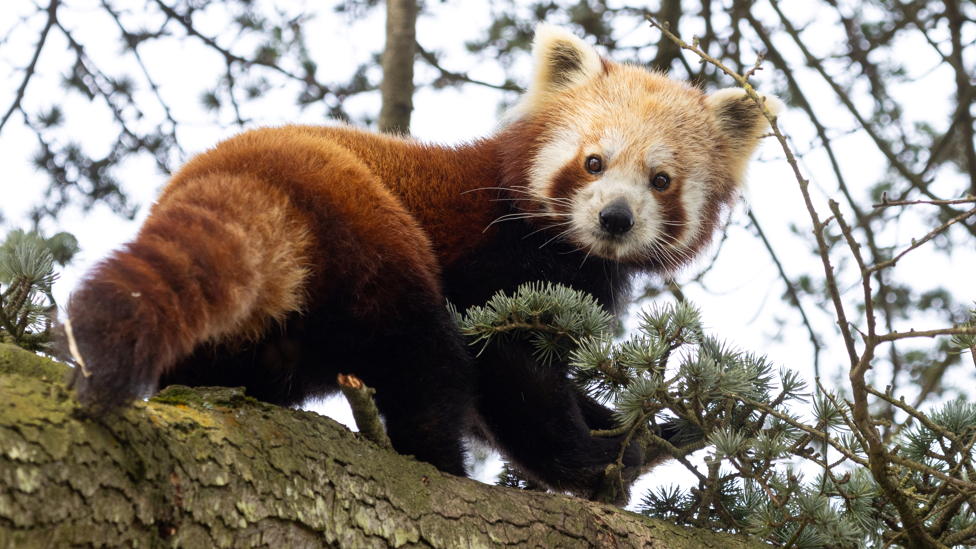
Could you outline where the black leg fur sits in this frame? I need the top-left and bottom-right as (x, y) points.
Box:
(574, 391), (620, 432)
(345, 301), (473, 477)
(161, 288), (474, 477)
(473, 340), (642, 496)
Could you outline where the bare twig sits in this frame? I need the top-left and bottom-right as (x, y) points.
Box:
(870, 206), (976, 273)
(747, 211), (822, 377)
(645, 15), (861, 368)
(415, 42), (521, 93)
(873, 193), (976, 209)
(878, 325), (976, 344)
(0, 0), (59, 134)
(337, 373), (392, 448)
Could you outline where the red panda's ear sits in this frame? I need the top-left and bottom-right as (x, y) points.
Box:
(705, 89), (783, 184)
(508, 24), (602, 119)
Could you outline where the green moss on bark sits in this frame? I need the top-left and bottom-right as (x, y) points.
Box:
(0, 344), (69, 382)
(1, 351), (766, 548)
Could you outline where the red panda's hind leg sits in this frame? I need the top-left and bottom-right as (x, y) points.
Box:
(345, 299), (474, 477)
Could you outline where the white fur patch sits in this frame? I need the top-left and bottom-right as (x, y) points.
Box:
(678, 178), (707, 247)
(595, 131), (624, 165)
(644, 143), (674, 170)
(569, 175), (661, 262)
(528, 128), (580, 198)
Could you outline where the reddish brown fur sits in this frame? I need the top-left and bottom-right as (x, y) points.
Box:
(67, 25), (777, 498)
(68, 124), (521, 404)
(168, 126), (512, 313)
(71, 74), (763, 393)
(303, 126), (505, 267)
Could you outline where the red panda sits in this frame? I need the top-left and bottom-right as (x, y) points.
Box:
(66, 24), (780, 502)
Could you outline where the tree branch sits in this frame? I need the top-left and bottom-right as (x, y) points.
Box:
(0, 0), (59, 134)
(645, 15), (861, 368)
(0, 345), (766, 549)
(415, 42), (521, 92)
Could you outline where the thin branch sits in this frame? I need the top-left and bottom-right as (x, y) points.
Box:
(828, 201), (876, 340)
(0, 0), (59, 134)
(869, 205), (976, 273)
(152, 0), (329, 92)
(745, 11), (906, 400)
(727, 394), (869, 466)
(766, 0), (924, 194)
(98, 0), (184, 165)
(888, 452), (976, 492)
(645, 15), (861, 368)
(877, 325), (976, 344)
(873, 194), (976, 209)
(747, 210), (821, 377)
(866, 387), (962, 445)
(941, 0), (976, 196)
(415, 41), (521, 92)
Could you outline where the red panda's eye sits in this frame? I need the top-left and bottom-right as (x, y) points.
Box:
(585, 156), (603, 174)
(651, 173), (671, 191)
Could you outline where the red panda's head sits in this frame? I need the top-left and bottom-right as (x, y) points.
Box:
(500, 23), (782, 274)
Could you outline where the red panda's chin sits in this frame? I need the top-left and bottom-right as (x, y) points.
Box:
(575, 230), (643, 263)
(576, 230), (687, 273)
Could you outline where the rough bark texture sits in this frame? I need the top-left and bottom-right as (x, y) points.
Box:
(0, 344), (765, 548)
(378, 0), (418, 134)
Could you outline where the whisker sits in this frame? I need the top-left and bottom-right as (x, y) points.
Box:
(493, 212), (563, 220)
(579, 249), (593, 267)
(463, 186), (569, 201)
(464, 185), (573, 206)
(510, 185), (572, 201)
(489, 197), (570, 207)
(483, 212), (569, 232)
(461, 186), (507, 195)
(539, 228), (575, 249)
(489, 212), (566, 224)
(555, 245), (586, 256)
(522, 220), (573, 240)
(643, 237), (691, 272)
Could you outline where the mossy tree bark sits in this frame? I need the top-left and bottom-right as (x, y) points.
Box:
(0, 344), (763, 549)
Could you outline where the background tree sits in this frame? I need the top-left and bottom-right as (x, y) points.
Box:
(378, 0), (418, 133)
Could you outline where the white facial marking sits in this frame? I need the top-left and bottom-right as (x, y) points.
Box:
(555, 136), (712, 271)
(594, 130), (625, 165)
(529, 128), (580, 198)
(568, 171), (664, 261)
(679, 178), (706, 247)
(644, 142), (674, 169)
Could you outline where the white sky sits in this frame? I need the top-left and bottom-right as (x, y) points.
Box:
(2, 0), (975, 504)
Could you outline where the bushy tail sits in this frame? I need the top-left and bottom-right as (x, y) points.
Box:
(67, 172), (309, 411)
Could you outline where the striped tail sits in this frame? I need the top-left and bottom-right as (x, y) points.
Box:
(67, 172), (310, 411)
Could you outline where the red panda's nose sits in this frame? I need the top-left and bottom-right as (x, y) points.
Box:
(599, 198), (634, 235)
